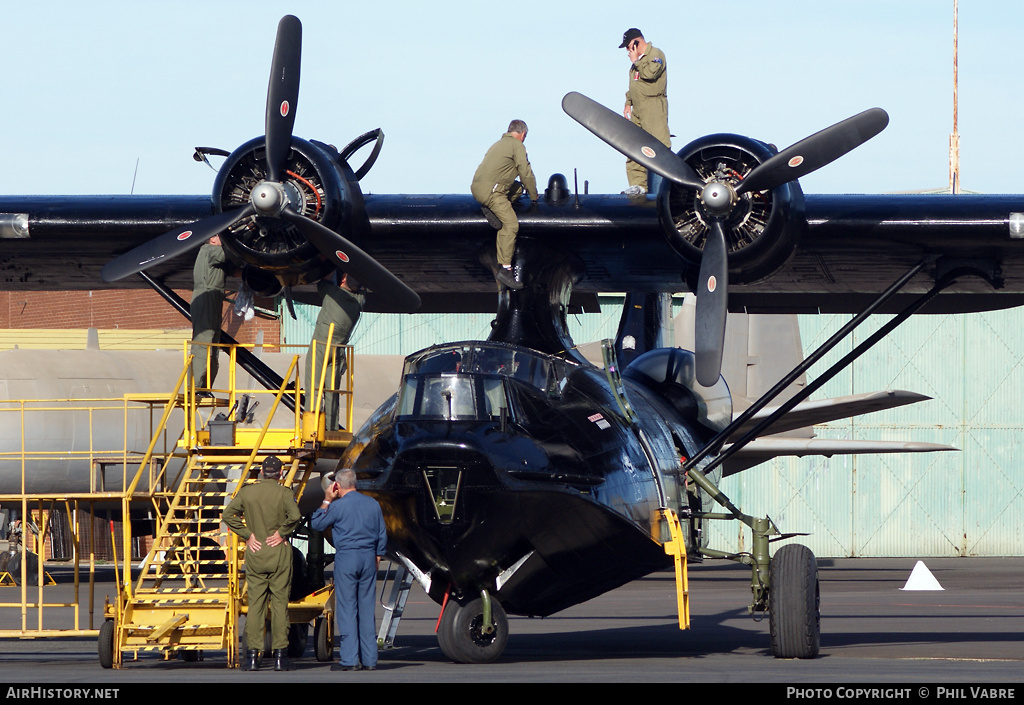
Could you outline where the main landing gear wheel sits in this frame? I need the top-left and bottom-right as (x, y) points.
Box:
(98, 619), (115, 669)
(437, 596), (509, 664)
(769, 543), (820, 658)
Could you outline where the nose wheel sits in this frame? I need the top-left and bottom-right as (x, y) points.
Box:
(437, 594), (509, 664)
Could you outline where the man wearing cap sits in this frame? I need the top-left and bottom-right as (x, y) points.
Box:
(471, 119), (539, 291)
(620, 28), (670, 196)
(222, 455), (301, 672)
(311, 468), (387, 671)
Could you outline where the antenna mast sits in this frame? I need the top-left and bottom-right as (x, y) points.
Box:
(949, 0), (961, 194)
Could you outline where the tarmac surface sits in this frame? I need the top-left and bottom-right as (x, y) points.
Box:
(1, 556), (1022, 686)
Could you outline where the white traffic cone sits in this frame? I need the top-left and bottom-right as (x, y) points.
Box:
(901, 560), (944, 591)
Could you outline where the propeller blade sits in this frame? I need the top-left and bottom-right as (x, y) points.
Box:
(736, 108), (889, 196)
(281, 206), (421, 312)
(101, 205), (254, 282)
(561, 92), (704, 191)
(265, 15), (302, 182)
(695, 220), (729, 387)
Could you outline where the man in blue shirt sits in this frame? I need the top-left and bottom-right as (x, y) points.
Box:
(311, 468), (388, 671)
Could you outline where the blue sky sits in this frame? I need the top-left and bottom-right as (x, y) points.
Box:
(2, 1), (1018, 197)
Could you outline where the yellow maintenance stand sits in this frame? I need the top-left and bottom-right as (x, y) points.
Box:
(99, 336), (351, 668)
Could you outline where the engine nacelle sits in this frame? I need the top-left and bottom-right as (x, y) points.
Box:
(211, 136), (365, 289)
(657, 134), (807, 285)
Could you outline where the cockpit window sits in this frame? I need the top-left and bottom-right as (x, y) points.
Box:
(396, 373), (508, 421)
(402, 343), (573, 399)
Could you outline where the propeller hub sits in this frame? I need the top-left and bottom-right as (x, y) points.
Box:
(251, 180), (289, 216)
(700, 181), (736, 216)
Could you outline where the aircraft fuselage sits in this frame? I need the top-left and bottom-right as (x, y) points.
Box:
(344, 340), (725, 616)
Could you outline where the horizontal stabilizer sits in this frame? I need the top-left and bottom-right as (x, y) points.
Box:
(727, 390), (932, 441)
(721, 437), (957, 478)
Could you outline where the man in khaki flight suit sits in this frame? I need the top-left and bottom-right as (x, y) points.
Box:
(304, 271), (364, 430)
(471, 119), (539, 290)
(620, 28), (670, 196)
(190, 235), (229, 394)
(222, 455), (301, 672)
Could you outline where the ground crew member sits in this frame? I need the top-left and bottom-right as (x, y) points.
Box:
(190, 235), (228, 394)
(620, 28), (670, 196)
(222, 455), (301, 672)
(471, 119), (539, 290)
(304, 271), (364, 430)
(311, 468), (388, 671)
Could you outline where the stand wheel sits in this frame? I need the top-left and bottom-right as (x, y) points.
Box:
(314, 617), (333, 662)
(769, 543), (820, 658)
(98, 620), (115, 669)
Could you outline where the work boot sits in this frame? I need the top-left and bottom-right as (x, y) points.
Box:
(273, 648), (295, 672)
(495, 267), (523, 290)
(241, 648), (261, 671)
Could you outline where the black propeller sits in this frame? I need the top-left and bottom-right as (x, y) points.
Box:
(101, 15), (420, 313)
(561, 92), (704, 191)
(264, 14), (301, 184)
(562, 91), (888, 386)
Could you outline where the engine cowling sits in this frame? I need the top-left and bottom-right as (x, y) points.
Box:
(211, 136), (363, 293)
(657, 134), (807, 285)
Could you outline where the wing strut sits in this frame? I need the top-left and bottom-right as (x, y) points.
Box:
(683, 256), (963, 481)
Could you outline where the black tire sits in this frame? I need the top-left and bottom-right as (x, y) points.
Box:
(314, 617), (333, 662)
(289, 546), (310, 601)
(180, 650), (202, 662)
(769, 543), (820, 658)
(98, 620), (115, 669)
(7, 550), (39, 586)
(436, 600), (457, 660)
(437, 596), (508, 664)
(287, 623), (308, 658)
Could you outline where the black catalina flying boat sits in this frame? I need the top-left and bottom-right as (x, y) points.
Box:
(0, 15), (1020, 661)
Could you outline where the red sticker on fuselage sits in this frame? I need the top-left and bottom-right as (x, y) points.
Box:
(176, 231), (193, 241)
(280, 101), (290, 117)
(788, 155), (804, 168)
(707, 275), (717, 293)
(641, 146), (656, 159)
(335, 250), (350, 263)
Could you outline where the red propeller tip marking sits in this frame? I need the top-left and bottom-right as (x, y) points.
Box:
(176, 231), (193, 241)
(707, 275), (717, 293)
(641, 146), (656, 158)
(335, 250), (350, 263)
(280, 101), (290, 117)
(788, 155), (804, 168)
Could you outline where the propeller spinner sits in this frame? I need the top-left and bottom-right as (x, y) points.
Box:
(101, 15), (420, 313)
(562, 92), (888, 386)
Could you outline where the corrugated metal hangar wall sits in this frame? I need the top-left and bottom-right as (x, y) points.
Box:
(283, 297), (1024, 558)
(709, 311), (1024, 558)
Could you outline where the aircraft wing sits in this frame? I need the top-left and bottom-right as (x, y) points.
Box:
(720, 437), (957, 477)
(727, 389), (932, 441)
(4, 192), (1024, 315)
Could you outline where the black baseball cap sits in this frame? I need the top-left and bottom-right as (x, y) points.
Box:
(262, 455), (283, 474)
(619, 28), (643, 48)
